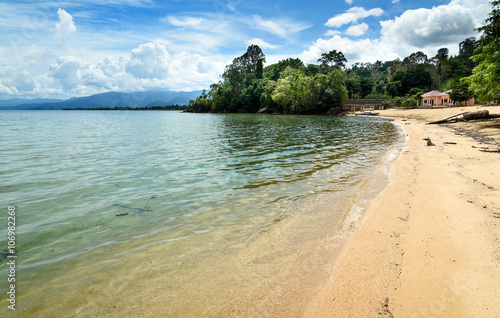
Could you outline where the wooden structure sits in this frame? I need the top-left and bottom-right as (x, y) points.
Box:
(344, 99), (389, 112)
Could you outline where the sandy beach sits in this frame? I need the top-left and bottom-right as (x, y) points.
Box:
(305, 105), (500, 317)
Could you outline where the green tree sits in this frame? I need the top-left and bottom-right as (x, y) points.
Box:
(403, 51), (428, 68)
(449, 82), (475, 105)
(222, 45), (266, 97)
(465, 0), (500, 101)
(357, 77), (373, 98)
(271, 67), (347, 114)
(386, 81), (402, 97)
(318, 50), (347, 70)
(448, 37), (480, 80)
(437, 48), (449, 60)
(264, 58), (304, 81)
(402, 67), (432, 95)
(429, 56), (450, 90)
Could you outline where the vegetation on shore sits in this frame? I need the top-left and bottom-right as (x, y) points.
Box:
(63, 105), (189, 111)
(464, 0), (500, 102)
(190, 0), (499, 114)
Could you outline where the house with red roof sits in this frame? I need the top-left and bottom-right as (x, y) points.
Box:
(421, 90), (475, 107)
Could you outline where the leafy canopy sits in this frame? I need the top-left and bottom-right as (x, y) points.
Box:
(465, 0), (500, 101)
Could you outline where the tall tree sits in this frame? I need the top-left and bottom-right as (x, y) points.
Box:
(265, 58), (304, 81)
(465, 0), (500, 101)
(404, 51), (429, 67)
(221, 45), (266, 97)
(437, 48), (449, 60)
(241, 44), (266, 74)
(318, 50), (347, 69)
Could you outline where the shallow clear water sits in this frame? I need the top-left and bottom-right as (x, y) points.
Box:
(0, 110), (402, 316)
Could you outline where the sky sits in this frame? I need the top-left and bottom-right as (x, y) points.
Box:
(0, 0), (492, 99)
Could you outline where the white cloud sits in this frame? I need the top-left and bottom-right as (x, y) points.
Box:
(0, 82), (16, 95)
(0, 67), (37, 94)
(167, 16), (204, 29)
(303, 0), (489, 66)
(160, 14), (240, 53)
(253, 15), (310, 39)
(246, 38), (281, 50)
(380, 4), (480, 48)
(299, 35), (400, 66)
(125, 41), (171, 79)
(42, 41), (226, 97)
(98, 57), (126, 77)
(325, 30), (342, 37)
(50, 56), (88, 90)
(325, 7), (384, 28)
(55, 9), (76, 41)
(166, 52), (225, 90)
(346, 23), (369, 36)
(346, 0), (354, 4)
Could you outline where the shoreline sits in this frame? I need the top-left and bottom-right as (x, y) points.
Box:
(305, 106), (500, 317)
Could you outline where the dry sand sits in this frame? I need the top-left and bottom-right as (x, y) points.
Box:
(304, 106), (500, 318)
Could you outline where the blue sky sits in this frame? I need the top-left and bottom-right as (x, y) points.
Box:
(0, 0), (491, 99)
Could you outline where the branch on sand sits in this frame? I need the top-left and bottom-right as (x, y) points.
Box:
(427, 110), (500, 125)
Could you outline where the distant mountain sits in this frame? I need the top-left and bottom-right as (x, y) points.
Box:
(0, 98), (63, 108)
(3, 91), (203, 110)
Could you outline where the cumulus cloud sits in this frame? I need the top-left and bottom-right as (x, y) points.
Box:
(299, 35), (400, 66)
(98, 57), (126, 77)
(346, 23), (369, 36)
(380, 4), (478, 48)
(0, 67), (37, 93)
(325, 7), (384, 28)
(49, 56), (115, 92)
(346, 0), (354, 4)
(166, 52), (224, 90)
(55, 9), (76, 41)
(50, 56), (88, 89)
(246, 38), (281, 50)
(303, 0), (489, 66)
(125, 41), (171, 79)
(41, 41), (225, 97)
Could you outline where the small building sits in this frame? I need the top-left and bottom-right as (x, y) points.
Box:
(421, 90), (475, 107)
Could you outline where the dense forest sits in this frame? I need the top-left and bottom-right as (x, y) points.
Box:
(190, 1), (499, 114)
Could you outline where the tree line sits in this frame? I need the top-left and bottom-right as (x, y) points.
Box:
(64, 105), (189, 111)
(190, 0), (499, 114)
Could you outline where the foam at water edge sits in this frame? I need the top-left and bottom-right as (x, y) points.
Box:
(336, 120), (407, 240)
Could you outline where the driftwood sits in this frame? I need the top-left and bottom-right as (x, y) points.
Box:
(428, 110), (491, 124)
(463, 110), (490, 120)
(472, 145), (500, 153)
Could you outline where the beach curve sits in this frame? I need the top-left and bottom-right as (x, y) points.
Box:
(304, 105), (500, 317)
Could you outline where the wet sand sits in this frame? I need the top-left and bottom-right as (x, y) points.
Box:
(305, 105), (500, 317)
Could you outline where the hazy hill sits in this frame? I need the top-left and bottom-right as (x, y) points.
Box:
(2, 91), (202, 110)
(0, 98), (63, 108)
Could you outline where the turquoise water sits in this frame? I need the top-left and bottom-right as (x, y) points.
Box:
(0, 110), (402, 316)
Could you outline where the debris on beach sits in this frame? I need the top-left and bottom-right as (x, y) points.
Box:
(423, 137), (436, 146)
(428, 110), (499, 124)
(472, 145), (500, 153)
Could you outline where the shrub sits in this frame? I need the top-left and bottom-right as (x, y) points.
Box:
(393, 96), (403, 107)
(381, 100), (392, 109)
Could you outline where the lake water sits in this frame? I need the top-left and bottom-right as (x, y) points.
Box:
(0, 110), (403, 317)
